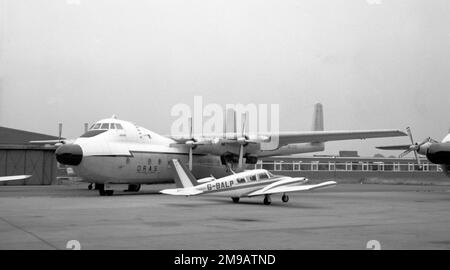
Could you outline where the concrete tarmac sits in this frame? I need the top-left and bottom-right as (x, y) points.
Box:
(1, 182), (450, 250)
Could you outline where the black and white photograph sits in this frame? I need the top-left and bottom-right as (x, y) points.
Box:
(0, 0), (449, 258)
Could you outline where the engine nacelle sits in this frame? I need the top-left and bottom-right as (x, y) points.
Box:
(426, 143), (450, 165)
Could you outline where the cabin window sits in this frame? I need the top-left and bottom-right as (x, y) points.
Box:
(110, 123), (116, 129)
(258, 173), (269, 180)
(116, 123), (124, 130)
(100, 123), (109, 129)
(237, 178), (246, 184)
(249, 175), (257, 182)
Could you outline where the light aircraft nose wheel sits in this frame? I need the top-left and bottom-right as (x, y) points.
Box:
(88, 184), (93, 190)
(282, 194), (289, 203)
(232, 197), (240, 203)
(263, 195), (271, 205)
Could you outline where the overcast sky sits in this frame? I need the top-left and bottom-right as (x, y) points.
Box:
(1, 0), (449, 156)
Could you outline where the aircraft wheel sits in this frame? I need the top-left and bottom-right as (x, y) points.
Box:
(97, 184), (105, 196)
(263, 195), (271, 205)
(232, 197), (240, 203)
(282, 194), (289, 203)
(88, 184), (93, 190)
(105, 190), (114, 196)
(128, 184), (141, 192)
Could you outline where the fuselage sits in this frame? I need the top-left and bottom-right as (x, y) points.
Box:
(176, 169), (306, 198)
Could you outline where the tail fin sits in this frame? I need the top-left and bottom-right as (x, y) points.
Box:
(169, 159), (199, 188)
(311, 103), (325, 150)
(312, 103), (324, 131)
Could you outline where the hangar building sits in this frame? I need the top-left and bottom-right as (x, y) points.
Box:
(0, 126), (60, 186)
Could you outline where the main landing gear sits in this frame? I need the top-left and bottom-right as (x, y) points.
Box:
(263, 195), (271, 205)
(96, 184), (114, 196)
(127, 184), (141, 192)
(88, 183), (93, 190)
(282, 193), (289, 203)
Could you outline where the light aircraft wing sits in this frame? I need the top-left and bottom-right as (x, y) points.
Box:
(376, 144), (412, 150)
(0, 175), (32, 182)
(160, 188), (203, 196)
(247, 180), (337, 197)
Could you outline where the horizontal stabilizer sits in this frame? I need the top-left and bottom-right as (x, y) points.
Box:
(0, 175), (32, 182)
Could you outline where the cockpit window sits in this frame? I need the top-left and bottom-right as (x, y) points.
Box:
(236, 178), (246, 184)
(258, 173), (269, 180)
(93, 123), (101, 130)
(110, 123), (116, 129)
(100, 123), (109, 129)
(116, 123), (124, 130)
(80, 130), (107, 138)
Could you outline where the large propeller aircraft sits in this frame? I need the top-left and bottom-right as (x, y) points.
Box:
(376, 127), (450, 176)
(1, 103), (406, 196)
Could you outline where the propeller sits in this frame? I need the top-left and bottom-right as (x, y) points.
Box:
(186, 117), (194, 170)
(55, 123), (64, 146)
(237, 112), (247, 168)
(399, 127), (434, 167)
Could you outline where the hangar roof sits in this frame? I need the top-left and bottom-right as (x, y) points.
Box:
(0, 126), (61, 145)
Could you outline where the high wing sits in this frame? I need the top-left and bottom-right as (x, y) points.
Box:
(248, 180), (337, 197)
(0, 175), (32, 182)
(273, 130), (406, 146)
(170, 130), (406, 145)
(376, 144), (412, 150)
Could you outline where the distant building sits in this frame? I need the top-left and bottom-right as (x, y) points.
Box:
(256, 155), (447, 183)
(339, 150), (359, 157)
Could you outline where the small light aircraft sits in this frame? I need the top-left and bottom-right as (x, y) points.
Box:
(161, 159), (337, 205)
(376, 127), (450, 176)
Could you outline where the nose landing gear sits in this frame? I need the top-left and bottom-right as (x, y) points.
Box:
(282, 194), (289, 203)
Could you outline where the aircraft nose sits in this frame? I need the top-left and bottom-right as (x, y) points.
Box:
(55, 144), (83, 166)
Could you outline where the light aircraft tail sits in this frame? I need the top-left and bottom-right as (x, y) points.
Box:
(169, 159), (199, 188)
